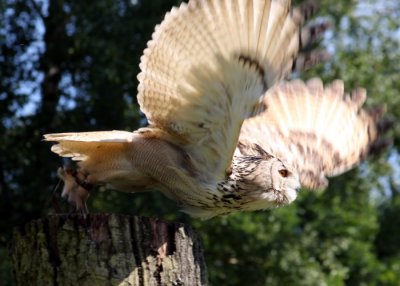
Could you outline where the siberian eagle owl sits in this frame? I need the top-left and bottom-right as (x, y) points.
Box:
(44, 0), (386, 219)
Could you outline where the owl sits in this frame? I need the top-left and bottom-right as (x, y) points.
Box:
(44, 0), (386, 219)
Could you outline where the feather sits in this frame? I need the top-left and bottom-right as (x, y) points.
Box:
(240, 78), (381, 189)
(137, 0), (313, 179)
(44, 131), (136, 160)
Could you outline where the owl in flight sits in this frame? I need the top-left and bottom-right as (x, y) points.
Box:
(44, 0), (386, 219)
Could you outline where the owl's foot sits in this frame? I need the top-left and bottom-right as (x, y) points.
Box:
(57, 167), (93, 216)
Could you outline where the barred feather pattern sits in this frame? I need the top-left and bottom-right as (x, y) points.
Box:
(240, 78), (381, 189)
(137, 0), (313, 179)
(43, 1), (386, 219)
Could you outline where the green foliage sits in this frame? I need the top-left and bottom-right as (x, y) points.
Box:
(1, 0), (399, 285)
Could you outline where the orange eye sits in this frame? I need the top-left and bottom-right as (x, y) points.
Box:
(278, 169), (289, 177)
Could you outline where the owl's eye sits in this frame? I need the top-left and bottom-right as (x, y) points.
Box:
(278, 169), (289, 178)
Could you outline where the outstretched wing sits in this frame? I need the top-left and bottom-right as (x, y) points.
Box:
(240, 78), (383, 189)
(138, 0), (320, 180)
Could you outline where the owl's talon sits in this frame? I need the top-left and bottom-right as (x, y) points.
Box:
(57, 167), (91, 215)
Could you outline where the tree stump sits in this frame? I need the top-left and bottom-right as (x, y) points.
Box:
(11, 214), (207, 286)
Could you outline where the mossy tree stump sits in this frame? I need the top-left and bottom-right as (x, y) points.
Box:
(11, 214), (207, 285)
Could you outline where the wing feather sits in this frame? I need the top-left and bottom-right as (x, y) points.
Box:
(138, 0), (311, 179)
(240, 79), (381, 189)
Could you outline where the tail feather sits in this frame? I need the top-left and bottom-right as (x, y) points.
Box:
(44, 130), (135, 161)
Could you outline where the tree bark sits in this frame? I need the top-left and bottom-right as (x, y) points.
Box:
(11, 214), (207, 286)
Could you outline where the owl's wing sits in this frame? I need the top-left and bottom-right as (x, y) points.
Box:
(138, 0), (324, 180)
(240, 78), (384, 189)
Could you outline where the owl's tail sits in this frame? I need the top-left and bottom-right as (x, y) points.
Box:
(44, 130), (162, 190)
(44, 130), (136, 161)
(43, 129), (195, 193)
(43, 130), (138, 213)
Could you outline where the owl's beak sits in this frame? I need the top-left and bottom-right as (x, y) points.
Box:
(294, 180), (301, 193)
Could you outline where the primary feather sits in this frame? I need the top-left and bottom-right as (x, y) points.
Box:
(137, 0), (313, 179)
(240, 78), (381, 189)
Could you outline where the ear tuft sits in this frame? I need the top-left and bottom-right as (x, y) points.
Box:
(238, 141), (274, 159)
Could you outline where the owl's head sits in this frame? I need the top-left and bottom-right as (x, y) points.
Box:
(263, 158), (300, 205)
(236, 141), (301, 210)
